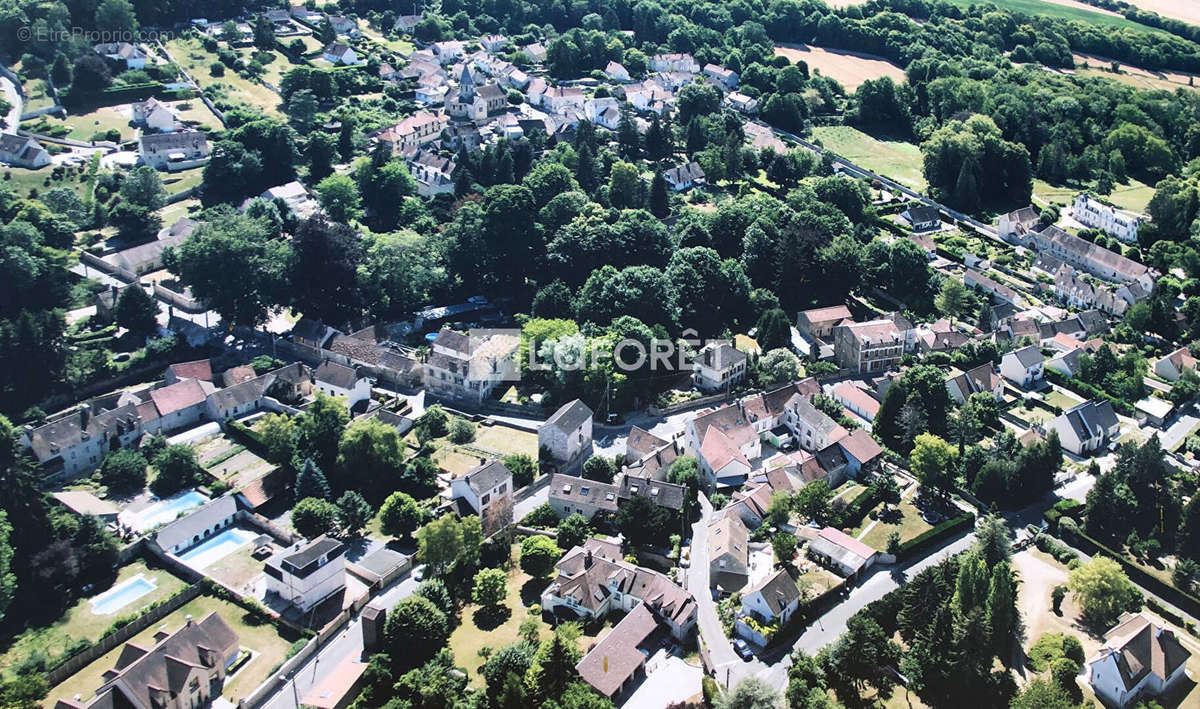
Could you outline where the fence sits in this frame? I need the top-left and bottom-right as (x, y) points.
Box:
(45, 583), (205, 686)
(153, 282), (205, 312)
(78, 248), (138, 282)
(647, 391), (731, 417)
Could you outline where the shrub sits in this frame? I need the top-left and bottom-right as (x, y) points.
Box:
(210, 61), (225, 76)
(1051, 585), (1067, 614)
(448, 416), (475, 443)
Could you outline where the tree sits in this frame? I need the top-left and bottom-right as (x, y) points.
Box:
(0, 511), (13, 625)
(149, 445), (203, 496)
(286, 89), (319, 131)
(473, 567), (508, 608)
(316, 174), (361, 223)
(935, 278), (971, 319)
(448, 417), (476, 443)
(772, 532), (798, 565)
(525, 625), (583, 702)
(1068, 557), (1142, 624)
(98, 449), (147, 493)
(909, 433), (957, 497)
(759, 348), (801, 386)
(614, 494), (675, 547)
(419, 514), (466, 576)
(307, 132), (338, 181)
(385, 594), (449, 670)
(504, 454), (537, 489)
(557, 513), (591, 550)
(94, 0), (136, 34)
(794, 480), (833, 524)
(118, 166), (166, 211)
(292, 497), (340, 538)
(1010, 679), (1077, 709)
(756, 309), (792, 352)
(609, 161), (642, 209)
(335, 491), (372, 536)
(717, 676), (782, 709)
(380, 491), (421, 538)
(581, 456), (614, 483)
(415, 405), (449, 441)
(649, 169), (669, 218)
(520, 535), (561, 578)
(294, 458), (331, 501)
(257, 413), (297, 465)
(337, 418), (405, 501)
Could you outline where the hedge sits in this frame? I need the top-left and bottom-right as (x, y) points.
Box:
(224, 419), (275, 462)
(836, 485), (883, 529)
(898, 513), (976, 560)
(1043, 369), (1136, 416)
(1068, 530), (1200, 621)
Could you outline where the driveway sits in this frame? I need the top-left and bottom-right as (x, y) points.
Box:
(684, 494), (744, 686)
(1, 76), (21, 132)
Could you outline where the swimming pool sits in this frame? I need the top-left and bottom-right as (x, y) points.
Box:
(178, 527), (257, 570)
(91, 574), (157, 615)
(123, 491), (209, 533)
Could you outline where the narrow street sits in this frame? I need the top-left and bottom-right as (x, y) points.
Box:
(685, 493), (743, 686)
(0, 75), (21, 132)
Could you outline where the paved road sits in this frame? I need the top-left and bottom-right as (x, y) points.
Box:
(254, 572), (420, 709)
(1, 76), (21, 132)
(685, 494), (744, 686)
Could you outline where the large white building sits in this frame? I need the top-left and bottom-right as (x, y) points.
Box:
(1087, 613), (1190, 708)
(1073, 193), (1143, 244)
(265, 536), (347, 612)
(450, 460), (514, 535)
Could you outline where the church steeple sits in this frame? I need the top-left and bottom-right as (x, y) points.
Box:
(458, 65), (475, 101)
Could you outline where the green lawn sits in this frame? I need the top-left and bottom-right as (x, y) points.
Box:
(0, 561), (189, 677)
(941, 0), (1170, 35)
(359, 26), (415, 56)
(447, 561), (553, 688)
(166, 37), (283, 117)
(24, 79), (56, 111)
(1034, 178), (1155, 214)
(162, 166), (205, 195)
(430, 423), (539, 477)
(1, 164), (93, 199)
(857, 499), (935, 551)
(1043, 389), (1083, 411)
(48, 595), (296, 704)
(811, 125), (927, 192)
(24, 106), (133, 142)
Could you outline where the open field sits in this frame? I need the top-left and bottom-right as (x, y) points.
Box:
(166, 37), (282, 117)
(774, 44), (905, 92)
(24, 105), (133, 142)
(430, 422), (539, 476)
(1072, 53), (1200, 93)
(359, 25), (416, 56)
(0, 560), (188, 677)
(857, 499), (935, 551)
(811, 125), (927, 191)
(1127, 0), (1200, 26)
(160, 197), (201, 226)
(941, 0), (1170, 34)
(1044, 389), (1084, 411)
(48, 594), (297, 704)
(23, 79), (56, 111)
(163, 166), (205, 195)
(2, 164), (92, 199)
(1033, 177), (1155, 214)
(162, 98), (223, 131)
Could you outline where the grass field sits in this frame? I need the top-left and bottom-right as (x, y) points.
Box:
(0, 561), (188, 677)
(1044, 389), (1083, 411)
(23, 79), (56, 111)
(49, 594), (296, 704)
(447, 562), (553, 687)
(359, 25), (416, 56)
(162, 166), (205, 195)
(1034, 176), (1156, 214)
(24, 105), (133, 142)
(941, 0), (1170, 34)
(162, 98), (223, 131)
(1072, 53), (1200, 93)
(166, 37), (282, 117)
(430, 422), (539, 476)
(811, 125), (927, 191)
(774, 44), (905, 92)
(857, 499), (935, 551)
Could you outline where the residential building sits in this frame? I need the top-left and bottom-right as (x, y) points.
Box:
(901, 204), (940, 231)
(1047, 348), (1083, 378)
(1030, 225), (1153, 291)
(93, 41), (147, 68)
(797, 305), (852, 340)
(149, 378), (215, 431)
(830, 381), (881, 421)
(131, 97), (179, 131)
(663, 161), (706, 191)
(737, 568), (802, 645)
(548, 474), (620, 520)
(1045, 400), (1121, 456)
(604, 61), (630, 82)
(480, 34), (507, 52)
(325, 14), (358, 36)
(450, 460), (513, 535)
(945, 362), (1004, 405)
(0, 134), (50, 168)
(837, 428), (884, 476)
(378, 112), (447, 152)
(423, 327), (520, 404)
(695, 416), (755, 489)
(245, 181), (320, 219)
(997, 205), (1041, 242)
(313, 361), (372, 410)
(833, 319), (904, 373)
(322, 42), (360, 65)
(52, 613), (238, 709)
(522, 42), (547, 62)
(708, 515), (750, 593)
(393, 14), (422, 32)
(21, 403), (143, 478)
(806, 526), (877, 578)
(1155, 346), (1198, 382)
(1086, 613), (1190, 709)
(265, 536), (347, 612)
(1074, 192), (1143, 243)
(1000, 345), (1044, 388)
(541, 539), (697, 640)
(575, 603), (661, 701)
(649, 53), (699, 73)
(154, 496), (238, 556)
(405, 149), (456, 197)
(964, 268), (1025, 306)
(724, 91), (759, 114)
(693, 342), (748, 392)
(138, 130), (210, 171)
(539, 399), (594, 475)
(164, 359), (213, 385)
(431, 40), (465, 63)
(618, 474), (686, 514)
(703, 63), (738, 89)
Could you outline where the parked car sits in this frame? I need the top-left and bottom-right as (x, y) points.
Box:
(734, 638), (754, 661)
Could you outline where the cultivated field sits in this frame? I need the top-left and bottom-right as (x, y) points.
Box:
(1072, 53), (1200, 93)
(1127, 0), (1200, 26)
(773, 44), (905, 92)
(811, 125), (927, 191)
(942, 0), (1170, 34)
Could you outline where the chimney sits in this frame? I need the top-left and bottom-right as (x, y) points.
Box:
(584, 549), (593, 568)
(185, 614), (193, 626)
(79, 403), (92, 428)
(110, 284), (118, 301)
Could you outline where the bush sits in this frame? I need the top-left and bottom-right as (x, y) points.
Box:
(520, 502), (558, 528)
(448, 416), (475, 443)
(1052, 585), (1067, 614)
(898, 514), (975, 559)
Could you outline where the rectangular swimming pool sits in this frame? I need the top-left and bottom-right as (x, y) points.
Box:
(123, 491), (209, 533)
(178, 527), (257, 570)
(90, 573), (157, 615)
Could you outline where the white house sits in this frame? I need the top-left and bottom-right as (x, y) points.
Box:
(138, 130), (210, 171)
(944, 362), (1004, 405)
(1073, 192), (1143, 244)
(663, 161), (706, 191)
(131, 98), (180, 132)
(999, 346), (1044, 388)
(0, 134), (51, 169)
(321, 42), (361, 65)
(450, 460), (514, 535)
(703, 64), (738, 89)
(737, 568), (802, 645)
(20, 402), (144, 479)
(649, 53), (699, 73)
(94, 42), (147, 68)
(1155, 346), (1198, 383)
(901, 205), (940, 232)
(1045, 400), (1121, 456)
(1087, 613), (1190, 708)
(693, 342), (747, 392)
(313, 361), (372, 410)
(605, 61), (630, 82)
(265, 536), (346, 612)
(480, 34), (507, 52)
(538, 399), (594, 475)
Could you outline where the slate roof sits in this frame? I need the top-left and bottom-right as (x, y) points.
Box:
(314, 361), (361, 390)
(26, 403), (142, 462)
(549, 473), (620, 512)
(698, 342), (746, 370)
(619, 474), (686, 511)
(1007, 345), (1044, 368)
(745, 568), (802, 615)
(155, 495), (237, 551)
(271, 536), (345, 578)
(1100, 613), (1190, 691)
(545, 399), (593, 433)
(464, 459), (512, 494)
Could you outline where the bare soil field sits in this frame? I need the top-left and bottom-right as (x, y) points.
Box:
(1127, 0), (1200, 26)
(1073, 52), (1200, 92)
(773, 44), (905, 91)
(1043, 0), (1123, 17)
